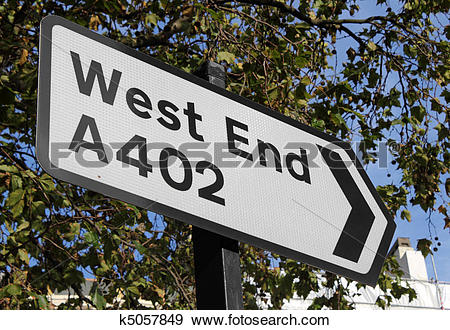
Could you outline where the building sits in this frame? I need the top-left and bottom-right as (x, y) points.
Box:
(283, 238), (449, 310)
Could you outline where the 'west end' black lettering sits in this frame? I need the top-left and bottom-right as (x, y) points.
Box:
(286, 149), (311, 184)
(225, 116), (253, 161)
(70, 51), (122, 105)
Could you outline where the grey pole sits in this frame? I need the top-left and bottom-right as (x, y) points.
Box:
(430, 253), (444, 309)
(192, 61), (244, 310)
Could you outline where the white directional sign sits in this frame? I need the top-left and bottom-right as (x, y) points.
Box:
(37, 16), (395, 286)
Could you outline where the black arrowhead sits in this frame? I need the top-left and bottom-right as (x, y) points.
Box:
(318, 145), (375, 263)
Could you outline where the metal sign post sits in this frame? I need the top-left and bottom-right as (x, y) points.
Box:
(192, 61), (243, 309)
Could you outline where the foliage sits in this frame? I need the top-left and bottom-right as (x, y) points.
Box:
(0, 0), (448, 309)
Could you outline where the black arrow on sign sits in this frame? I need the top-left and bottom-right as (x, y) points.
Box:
(318, 145), (375, 263)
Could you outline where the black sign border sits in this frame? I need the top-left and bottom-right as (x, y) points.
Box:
(37, 15), (395, 286)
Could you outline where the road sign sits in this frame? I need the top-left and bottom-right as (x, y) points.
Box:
(37, 16), (396, 286)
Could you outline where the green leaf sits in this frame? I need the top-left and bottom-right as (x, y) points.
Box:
(416, 238), (432, 258)
(145, 13), (158, 26)
(435, 123), (448, 140)
(84, 231), (98, 244)
(17, 221), (30, 231)
(135, 241), (147, 255)
(90, 284), (106, 310)
(104, 237), (113, 264)
(11, 200), (25, 217)
(7, 284), (22, 296)
(295, 56), (308, 68)
(7, 189), (24, 206)
(216, 51), (235, 64)
(18, 249), (29, 264)
(69, 222), (80, 236)
(269, 88), (278, 100)
(39, 174), (55, 191)
(400, 210), (411, 222)
(11, 175), (22, 190)
(301, 75), (311, 85)
(0, 165), (19, 173)
(295, 22), (310, 29)
(297, 99), (308, 106)
(63, 269), (84, 285)
(295, 84), (309, 100)
(31, 201), (46, 217)
(38, 295), (49, 309)
(128, 286), (140, 296)
(411, 106), (426, 123)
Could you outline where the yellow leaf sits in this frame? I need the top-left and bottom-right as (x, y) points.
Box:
(89, 15), (101, 31)
(19, 49), (28, 65)
(367, 41), (377, 51)
(47, 285), (53, 296)
(155, 287), (165, 298)
(182, 6), (194, 17)
(18, 248), (29, 264)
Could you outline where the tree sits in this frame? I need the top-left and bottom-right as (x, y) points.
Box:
(0, 0), (447, 309)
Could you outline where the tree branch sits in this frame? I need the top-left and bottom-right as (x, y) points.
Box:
(211, 0), (430, 50)
(125, 7), (195, 48)
(212, 0), (367, 48)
